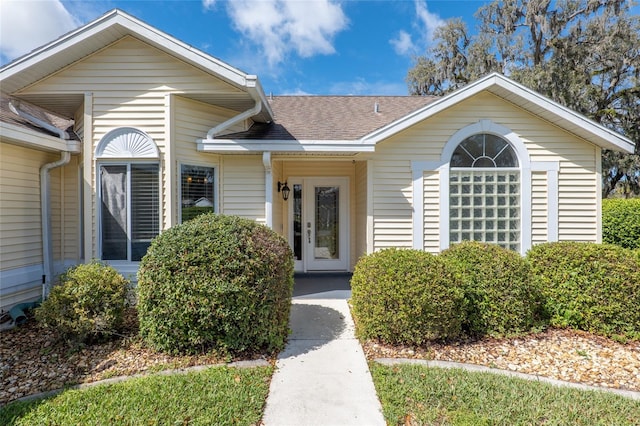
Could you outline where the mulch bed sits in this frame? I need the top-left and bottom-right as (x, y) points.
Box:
(2, 309), (639, 405)
(0, 309), (250, 405)
(363, 328), (640, 391)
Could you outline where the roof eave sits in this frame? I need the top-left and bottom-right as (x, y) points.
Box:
(196, 138), (375, 154)
(0, 122), (81, 153)
(362, 73), (635, 154)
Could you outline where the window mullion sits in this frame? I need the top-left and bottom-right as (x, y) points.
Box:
(127, 163), (132, 262)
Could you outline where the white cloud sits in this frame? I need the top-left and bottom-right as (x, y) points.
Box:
(0, 0), (81, 63)
(390, 0), (445, 57)
(219, 0), (348, 66)
(414, 0), (445, 44)
(390, 30), (415, 56)
(328, 78), (407, 96)
(202, 0), (216, 10)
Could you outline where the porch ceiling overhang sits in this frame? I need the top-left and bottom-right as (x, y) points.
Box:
(0, 9), (273, 122)
(197, 139), (375, 154)
(0, 121), (81, 153)
(362, 73), (635, 154)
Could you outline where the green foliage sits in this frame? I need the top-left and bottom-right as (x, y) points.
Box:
(351, 248), (465, 345)
(603, 198), (640, 249)
(0, 366), (273, 426)
(35, 261), (128, 344)
(527, 242), (640, 340)
(407, 0), (640, 196)
(137, 213), (294, 355)
(441, 241), (544, 337)
(181, 206), (214, 222)
(371, 364), (640, 425)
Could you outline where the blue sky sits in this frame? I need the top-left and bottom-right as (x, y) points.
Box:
(1, 1), (636, 96)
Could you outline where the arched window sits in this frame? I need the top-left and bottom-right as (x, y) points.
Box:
(96, 128), (160, 262)
(449, 133), (521, 251)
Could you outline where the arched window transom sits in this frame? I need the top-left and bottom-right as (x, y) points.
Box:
(451, 133), (518, 168)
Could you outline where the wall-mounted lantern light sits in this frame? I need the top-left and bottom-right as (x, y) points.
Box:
(277, 181), (290, 201)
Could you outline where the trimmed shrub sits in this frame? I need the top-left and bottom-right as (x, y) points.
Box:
(441, 241), (544, 337)
(35, 261), (128, 343)
(527, 242), (640, 340)
(351, 248), (465, 345)
(137, 213), (294, 355)
(602, 198), (640, 249)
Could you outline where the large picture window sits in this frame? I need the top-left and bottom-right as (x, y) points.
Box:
(180, 164), (215, 222)
(100, 163), (159, 261)
(449, 134), (520, 251)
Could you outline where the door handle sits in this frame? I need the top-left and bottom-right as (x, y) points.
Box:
(307, 229), (311, 243)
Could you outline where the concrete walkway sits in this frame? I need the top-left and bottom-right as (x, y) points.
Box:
(262, 276), (385, 425)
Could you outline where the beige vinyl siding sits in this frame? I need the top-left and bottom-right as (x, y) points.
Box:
(0, 143), (53, 270)
(221, 155), (265, 223)
(373, 91), (601, 250)
(531, 171), (548, 244)
(355, 161), (367, 262)
(61, 157), (81, 262)
(19, 36), (245, 257)
(558, 155), (598, 241)
(423, 170), (440, 253)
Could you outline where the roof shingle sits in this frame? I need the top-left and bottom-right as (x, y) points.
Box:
(220, 95), (438, 141)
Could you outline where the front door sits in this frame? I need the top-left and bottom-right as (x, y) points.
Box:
(289, 177), (348, 272)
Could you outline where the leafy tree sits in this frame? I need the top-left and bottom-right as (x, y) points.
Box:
(407, 0), (640, 197)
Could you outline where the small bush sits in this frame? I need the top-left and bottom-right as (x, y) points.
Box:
(137, 213), (294, 355)
(351, 248), (465, 345)
(527, 242), (640, 340)
(440, 241), (544, 337)
(602, 198), (640, 249)
(35, 261), (128, 343)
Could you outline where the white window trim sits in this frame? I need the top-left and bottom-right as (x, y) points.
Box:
(178, 161), (219, 224)
(411, 120), (558, 255)
(96, 127), (161, 266)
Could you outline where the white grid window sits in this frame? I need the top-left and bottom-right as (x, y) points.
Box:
(449, 134), (520, 251)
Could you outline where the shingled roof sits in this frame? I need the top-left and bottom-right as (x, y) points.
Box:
(0, 93), (77, 139)
(219, 95), (439, 141)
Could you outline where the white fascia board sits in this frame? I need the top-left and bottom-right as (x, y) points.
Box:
(491, 76), (635, 154)
(0, 122), (81, 153)
(361, 72), (634, 154)
(0, 10), (249, 91)
(197, 139), (375, 153)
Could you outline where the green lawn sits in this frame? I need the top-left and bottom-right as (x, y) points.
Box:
(371, 363), (640, 426)
(1, 366), (272, 426)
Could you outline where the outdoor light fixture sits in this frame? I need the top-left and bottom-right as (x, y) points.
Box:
(277, 181), (291, 201)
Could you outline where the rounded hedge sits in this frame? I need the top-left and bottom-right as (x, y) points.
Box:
(440, 241), (544, 337)
(137, 213), (294, 355)
(36, 261), (128, 343)
(527, 242), (640, 340)
(602, 198), (640, 249)
(351, 248), (465, 345)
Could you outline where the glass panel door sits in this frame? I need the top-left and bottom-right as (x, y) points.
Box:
(304, 178), (348, 271)
(314, 186), (339, 260)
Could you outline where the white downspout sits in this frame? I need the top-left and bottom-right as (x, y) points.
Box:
(9, 101), (73, 299)
(41, 152), (71, 299)
(205, 77), (263, 140)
